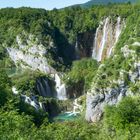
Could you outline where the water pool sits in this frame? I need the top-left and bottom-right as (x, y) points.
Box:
(54, 112), (80, 122)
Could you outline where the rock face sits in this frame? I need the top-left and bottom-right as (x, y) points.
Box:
(92, 17), (125, 61)
(86, 83), (129, 122)
(86, 44), (140, 122)
(8, 33), (68, 102)
(7, 35), (55, 74)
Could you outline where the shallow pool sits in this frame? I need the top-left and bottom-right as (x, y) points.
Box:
(54, 112), (80, 122)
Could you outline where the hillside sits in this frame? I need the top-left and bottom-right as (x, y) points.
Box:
(82, 0), (138, 7)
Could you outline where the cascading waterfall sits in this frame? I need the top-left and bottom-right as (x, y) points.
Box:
(54, 74), (67, 100)
(92, 25), (100, 60)
(92, 17), (124, 61)
(12, 75), (67, 113)
(66, 99), (82, 116)
(75, 37), (80, 59)
(36, 78), (53, 98)
(92, 18), (109, 61)
(97, 17), (109, 61)
(108, 17), (122, 56)
(12, 86), (41, 110)
(43, 78), (52, 97)
(37, 79), (48, 97)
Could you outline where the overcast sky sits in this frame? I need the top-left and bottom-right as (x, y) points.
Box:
(0, 0), (88, 10)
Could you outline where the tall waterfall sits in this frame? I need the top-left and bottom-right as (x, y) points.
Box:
(54, 74), (67, 100)
(92, 17), (125, 61)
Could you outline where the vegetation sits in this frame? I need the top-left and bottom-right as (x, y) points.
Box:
(1, 72), (140, 139)
(81, 0), (139, 8)
(64, 58), (99, 96)
(0, 3), (140, 140)
(0, 4), (138, 71)
(104, 97), (140, 139)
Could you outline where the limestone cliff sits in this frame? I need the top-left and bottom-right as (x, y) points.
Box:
(6, 34), (56, 74)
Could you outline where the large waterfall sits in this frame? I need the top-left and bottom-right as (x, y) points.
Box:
(92, 17), (125, 61)
(36, 75), (67, 100)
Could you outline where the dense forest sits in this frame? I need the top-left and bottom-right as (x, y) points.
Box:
(81, 0), (139, 7)
(0, 3), (140, 139)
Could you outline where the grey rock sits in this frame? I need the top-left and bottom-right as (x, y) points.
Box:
(85, 83), (128, 122)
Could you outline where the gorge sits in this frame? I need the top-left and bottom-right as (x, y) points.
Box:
(0, 4), (140, 139)
(7, 16), (125, 117)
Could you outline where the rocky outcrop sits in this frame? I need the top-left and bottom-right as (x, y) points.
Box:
(92, 17), (125, 61)
(85, 82), (130, 122)
(7, 34), (55, 74)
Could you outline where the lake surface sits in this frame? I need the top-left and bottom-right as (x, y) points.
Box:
(54, 112), (80, 122)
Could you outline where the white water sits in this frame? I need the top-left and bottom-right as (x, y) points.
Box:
(92, 25), (100, 59)
(108, 17), (122, 56)
(92, 18), (109, 61)
(54, 74), (67, 100)
(66, 99), (82, 116)
(92, 17), (124, 61)
(97, 17), (109, 61)
(73, 99), (82, 114)
(12, 86), (19, 95)
(43, 78), (51, 97)
(37, 80), (47, 97)
(24, 95), (40, 110)
(36, 78), (52, 97)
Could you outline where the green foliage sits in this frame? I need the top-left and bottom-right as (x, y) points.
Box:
(0, 4), (140, 140)
(104, 97), (140, 139)
(12, 70), (50, 93)
(82, 0), (138, 8)
(0, 111), (36, 140)
(65, 58), (99, 93)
